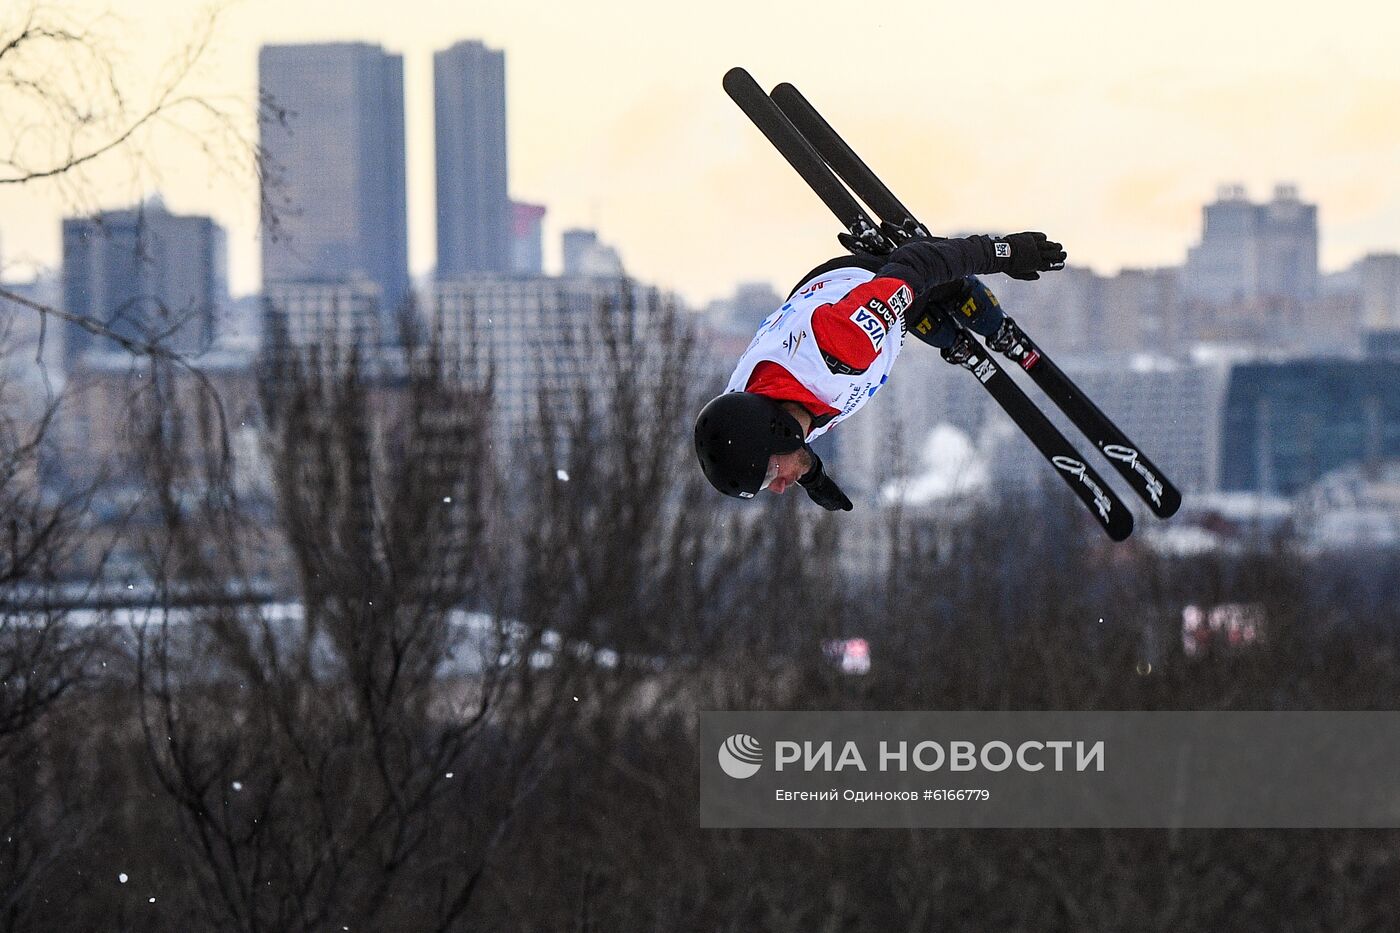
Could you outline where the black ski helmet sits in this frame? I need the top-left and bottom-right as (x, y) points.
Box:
(694, 392), (806, 499)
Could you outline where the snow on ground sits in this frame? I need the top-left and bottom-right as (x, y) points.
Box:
(1141, 525), (1225, 556)
(881, 424), (989, 506)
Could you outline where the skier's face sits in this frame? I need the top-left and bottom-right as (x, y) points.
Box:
(761, 448), (812, 496)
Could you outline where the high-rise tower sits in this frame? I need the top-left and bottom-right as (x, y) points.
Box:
(259, 43), (409, 314)
(1184, 184), (1318, 304)
(434, 40), (509, 278)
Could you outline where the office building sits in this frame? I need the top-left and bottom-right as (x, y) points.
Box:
(1062, 357), (1232, 495)
(561, 228), (624, 278)
(1256, 184), (1319, 302)
(259, 43), (409, 313)
(1219, 359), (1400, 495)
(262, 281), (384, 354)
(1098, 268), (1179, 351)
(988, 266), (1103, 355)
(435, 40), (509, 277)
(0, 273), (61, 376)
(61, 200), (226, 366)
(428, 275), (665, 447)
(510, 201), (546, 276)
(1184, 185), (1259, 303)
(1355, 253), (1400, 330)
(1184, 184), (1318, 304)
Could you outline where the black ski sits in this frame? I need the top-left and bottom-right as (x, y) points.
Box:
(723, 67), (1133, 541)
(982, 317), (1181, 517)
(721, 69), (887, 256)
(769, 80), (1182, 519)
(938, 330), (1130, 540)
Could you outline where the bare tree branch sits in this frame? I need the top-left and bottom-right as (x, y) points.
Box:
(0, 4), (241, 187)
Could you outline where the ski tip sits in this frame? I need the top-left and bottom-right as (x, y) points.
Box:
(722, 67), (756, 91)
(1099, 502), (1134, 542)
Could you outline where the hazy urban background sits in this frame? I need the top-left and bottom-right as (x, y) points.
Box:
(1, 2), (1399, 929)
(4, 31), (1397, 561)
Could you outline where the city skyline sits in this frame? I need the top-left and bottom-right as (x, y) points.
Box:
(2, 0), (1400, 307)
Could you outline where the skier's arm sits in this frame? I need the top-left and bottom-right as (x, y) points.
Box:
(798, 448), (852, 511)
(879, 232), (1067, 292)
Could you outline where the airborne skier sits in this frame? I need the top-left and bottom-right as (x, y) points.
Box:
(693, 69), (1178, 540)
(693, 237), (1067, 509)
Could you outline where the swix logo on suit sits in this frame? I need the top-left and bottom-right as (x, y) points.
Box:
(726, 267), (907, 441)
(782, 329), (807, 357)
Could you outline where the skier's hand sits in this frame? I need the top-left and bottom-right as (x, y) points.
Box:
(837, 231), (892, 258)
(991, 232), (1067, 281)
(798, 448), (853, 512)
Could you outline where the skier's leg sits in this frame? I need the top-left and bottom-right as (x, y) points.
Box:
(908, 309), (958, 349)
(949, 276), (1006, 337)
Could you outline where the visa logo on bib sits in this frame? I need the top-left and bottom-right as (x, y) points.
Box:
(849, 307), (885, 352)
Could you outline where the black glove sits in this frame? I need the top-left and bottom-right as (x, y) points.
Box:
(837, 230), (892, 258)
(798, 447), (853, 512)
(990, 232), (1067, 281)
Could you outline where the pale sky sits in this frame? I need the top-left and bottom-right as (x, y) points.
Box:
(3, 0), (1400, 307)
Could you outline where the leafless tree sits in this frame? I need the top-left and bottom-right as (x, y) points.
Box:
(505, 281), (834, 711)
(0, 3), (268, 201)
(4, 323), (1400, 930)
(129, 309), (567, 931)
(0, 312), (131, 930)
(0, 0), (280, 384)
